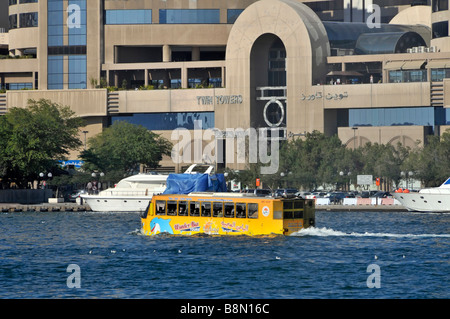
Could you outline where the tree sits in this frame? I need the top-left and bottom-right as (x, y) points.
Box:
(81, 121), (172, 176)
(0, 99), (84, 188)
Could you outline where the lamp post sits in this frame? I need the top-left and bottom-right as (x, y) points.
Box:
(352, 127), (358, 149)
(339, 171), (351, 191)
(82, 130), (88, 150)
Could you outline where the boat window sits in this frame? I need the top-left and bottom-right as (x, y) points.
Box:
(236, 203), (246, 218)
(294, 210), (303, 218)
(201, 201), (211, 217)
(248, 203), (258, 219)
(224, 203), (234, 218)
(167, 201), (177, 216)
(213, 202), (223, 217)
(190, 201), (200, 216)
(294, 200), (304, 209)
(283, 211), (294, 219)
(155, 200), (166, 215)
(283, 201), (293, 210)
(178, 201), (188, 216)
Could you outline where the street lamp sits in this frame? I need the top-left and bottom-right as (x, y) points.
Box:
(339, 171), (351, 191)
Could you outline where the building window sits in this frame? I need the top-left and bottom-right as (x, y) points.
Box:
(159, 9), (220, 24)
(9, 15), (17, 29)
(9, 0), (17, 5)
(48, 55), (64, 90)
(19, 0), (38, 3)
(6, 83), (33, 90)
(268, 39), (286, 86)
(432, 21), (449, 39)
(47, 0), (87, 90)
(111, 112), (215, 131)
(431, 68), (450, 81)
(388, 70), (402, 83)
(68, 55), (87, 89)
(388, 70), (427, 83)
(432, 0), (449, 12)
(105, 10), (152, 25)
(19, 12), (38, 28)
(227, 9), (243, 24)
(349, 107), (437, 127)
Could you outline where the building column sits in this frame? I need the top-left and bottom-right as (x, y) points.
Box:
(144, 69), (148, 86)
(221, 66), (226, 88)
(163, 45), (171, 62)
(192, 46), (200, 61)
(181, 67), (188, 89)
(114, 71), (119, 87)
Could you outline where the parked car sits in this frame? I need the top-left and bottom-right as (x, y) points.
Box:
(295, 191), (311, 198)
(274, 188), (298, 197)
(370, 191), (392, 198)
(325, 192), (355, 204)
(242, 189), (272, 197)
(68, 189), (87, 202)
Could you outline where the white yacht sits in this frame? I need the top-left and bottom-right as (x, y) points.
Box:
(81, 164), (215, 212)
(392, 177), (450, 212)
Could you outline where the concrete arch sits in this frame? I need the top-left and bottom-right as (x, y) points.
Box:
(387, 135), (416, 149)
(345, 136), (370, 149)
(218, 0), (330, 131)
(226, 0), (329, 89)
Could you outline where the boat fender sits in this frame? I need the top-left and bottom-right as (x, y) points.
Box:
(395, 188), (403, 193)
(403, 189), (410, 193)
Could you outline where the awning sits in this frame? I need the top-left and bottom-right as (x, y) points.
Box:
(384, 61), (405, 70)
(401, 60), (426, 70)
(426, 59), (450, 69)
(326, 71), (363, 77)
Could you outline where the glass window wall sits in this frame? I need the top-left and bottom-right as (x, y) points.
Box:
(9, 15), (17, 29)
(105, 10), (152, 25)
(159, 9), (220, 24)
(388, 70), (427, 83)
(227, 9), (243, 24)
(432, 21), (449, 39)
(6, 83), (33, 90)
(349, 107), (437, 127)
(19, 12), (38, 28)
(47, 55), (64, 90)
(432, 0), (449, 12)
(431, 68), (450, 81)
(111, 112), (215, 130)
(47, 0), (87, 90)
(68, 55), (87, 89)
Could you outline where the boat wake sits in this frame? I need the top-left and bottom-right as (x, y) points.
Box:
(291, 227), (450, 238)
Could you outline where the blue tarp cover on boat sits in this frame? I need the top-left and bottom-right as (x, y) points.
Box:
(163, 173), (227, 194)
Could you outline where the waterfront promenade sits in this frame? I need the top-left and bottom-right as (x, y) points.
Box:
(0, 202), (407, 212)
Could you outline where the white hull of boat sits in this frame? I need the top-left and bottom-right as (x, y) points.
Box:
(392, 193), (450, 212)
(82, 195), (151, 212)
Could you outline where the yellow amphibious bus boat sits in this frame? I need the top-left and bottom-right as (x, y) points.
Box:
(140, 192), (315, 236)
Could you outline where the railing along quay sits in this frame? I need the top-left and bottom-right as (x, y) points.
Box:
(0, 203), (91, 213)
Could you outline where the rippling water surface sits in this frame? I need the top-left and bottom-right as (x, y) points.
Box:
(0, 210), (448, 299)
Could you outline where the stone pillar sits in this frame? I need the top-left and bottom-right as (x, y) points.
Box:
(163, 45), (171, 62)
